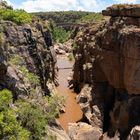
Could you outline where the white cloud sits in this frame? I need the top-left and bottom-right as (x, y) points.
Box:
(15, 0), (103, 12)
(113, 0), (137, 4)
(8, 0), (140, 13)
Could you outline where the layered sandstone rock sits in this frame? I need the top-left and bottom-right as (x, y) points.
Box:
(72, 4), (140, 139)
(102, 4), (140, 17)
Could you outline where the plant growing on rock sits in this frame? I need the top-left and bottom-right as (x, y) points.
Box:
(19, 65), (40, 87)
(0, 89), (12, 111)
(45, 95), (65, 120)
(27, 72), (40, 86)
(10, 55), (24, 66)
(0, 89), (30, 140)
(16, 101), (47, 140)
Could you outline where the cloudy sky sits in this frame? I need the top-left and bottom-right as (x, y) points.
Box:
(6, 0), (140, 12)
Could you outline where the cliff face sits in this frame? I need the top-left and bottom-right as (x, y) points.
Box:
(72, 5), (140, 139)
(0, 21), (56, 98)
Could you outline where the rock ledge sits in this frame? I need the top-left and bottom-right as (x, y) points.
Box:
(102, 4), (140, 17)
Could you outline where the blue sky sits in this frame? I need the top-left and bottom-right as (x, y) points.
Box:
(6, 0), (140, 12)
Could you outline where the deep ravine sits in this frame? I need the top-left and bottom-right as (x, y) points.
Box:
(56, 55), (83, 131)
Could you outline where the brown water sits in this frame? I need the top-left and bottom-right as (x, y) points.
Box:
(57, 56), (83, 131)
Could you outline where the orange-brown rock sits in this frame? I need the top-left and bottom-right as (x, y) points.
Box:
(68, 122), (102, 140)
(72, 4), (140, 139)
(73, 5), (140, 95)
(102, 4), (140, 17)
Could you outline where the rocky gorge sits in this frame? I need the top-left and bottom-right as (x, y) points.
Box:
(0, 18), (71, 139)
(0, 2), (140, 140)
(70, 4), (140, 140)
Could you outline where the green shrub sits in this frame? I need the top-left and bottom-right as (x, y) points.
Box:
(0, 110), (30, 140)
(34, 11), (103, 24)
(52, 27), (70, 43)
(0, 89), (12, 111)
(0, 89), (30, 140)
(76, 13), (104, 23)
(16, 95), (65, 140)
(0, 9), (32, 25)
(10, 55), (24, 66)
(16, 101), (47, 140)
(19, 66), (40, 86)
(46, 95), (65, 120)
(27, 72), (40, 86)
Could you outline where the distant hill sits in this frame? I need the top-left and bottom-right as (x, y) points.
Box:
(33, 11), (104, 24)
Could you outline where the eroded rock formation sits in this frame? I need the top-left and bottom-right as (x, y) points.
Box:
(71, 4), (140, 139)
(0, 20), (70, 139)
(0, 20), (57, 97)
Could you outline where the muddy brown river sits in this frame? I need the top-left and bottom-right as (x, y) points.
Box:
(57, 56), (83, 131)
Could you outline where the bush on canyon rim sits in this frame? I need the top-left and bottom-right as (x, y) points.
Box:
(0, 9), (32, 25)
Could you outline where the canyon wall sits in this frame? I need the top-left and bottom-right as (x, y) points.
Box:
(0, 20), (56, 97)
(71, 5), (140, 139)
(0, 20), (71, 139)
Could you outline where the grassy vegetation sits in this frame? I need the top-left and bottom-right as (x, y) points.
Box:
(45, 95), (65, 120)
(9, 55), (40, 87)
(35, 11), (104, 44)
(0, 89), (30, 140)
(10, 55), (24, 66)
(19, 66), (40, 86)
(33, 11), (104, 24)
(0, 89), (65, 140)
(0, 8), (32, 25)
(76, 13), (104, 23)
(52, 26), (70, 43)
(16, 101), (47, 140)
(16, 94), (65, 140)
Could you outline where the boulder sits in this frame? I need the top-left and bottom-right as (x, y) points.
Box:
(68, 122), (102, 140)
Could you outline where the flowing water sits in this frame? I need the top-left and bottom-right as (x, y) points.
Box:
(57, 56), (83, 131)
